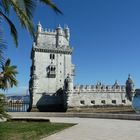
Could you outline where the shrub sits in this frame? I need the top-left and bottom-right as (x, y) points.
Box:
(0, 94), (10, 119)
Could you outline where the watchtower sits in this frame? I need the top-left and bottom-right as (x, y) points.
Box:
(29, 23), (75, 111)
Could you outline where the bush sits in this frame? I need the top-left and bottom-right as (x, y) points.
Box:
(0, 94), (10, 119)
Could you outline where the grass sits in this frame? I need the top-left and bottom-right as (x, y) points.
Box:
(0, 121), (75, 140)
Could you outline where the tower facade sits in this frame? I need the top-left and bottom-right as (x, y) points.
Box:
(29, 23), (74, 111)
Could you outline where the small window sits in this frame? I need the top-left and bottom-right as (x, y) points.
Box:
(47, 66), (56, 78)
(49, 66), (55, 72)
(122, 100), (126, 103)
(50, 54), (55, 59)
(53, 54), (55, 59)
(60, 62), (61, 65)
(101, 100), (106, 104)
(60, 71), (62, 73)
(50, 54), (52, 59)
(80, 100), (85, 105)
(51, 67), (53, 71)
(91, 100), (95, 104)
(112, 100), (116, 104)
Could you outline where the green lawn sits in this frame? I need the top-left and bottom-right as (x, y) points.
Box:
(0, 121), (74, 140)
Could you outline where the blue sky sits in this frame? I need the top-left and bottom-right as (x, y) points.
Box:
(2, 0), (140, 94)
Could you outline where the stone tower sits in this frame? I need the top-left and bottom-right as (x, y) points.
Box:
(29, 23), (75, 111)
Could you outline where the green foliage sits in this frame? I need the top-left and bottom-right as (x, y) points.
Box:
(0, 59), (17, 119)
(0, 27), (6, 64)
(0, 94), (10, 119)
(0, 122), (74, 140)
(0, 58), (18, 90)
(0, 0), (62, 47)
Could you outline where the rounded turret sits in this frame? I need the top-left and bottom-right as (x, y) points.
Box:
(65, 74), (73, 92)
(56, 25), (63, 35)
(64, 25), (70, 40)
(37, 21), (42, 33)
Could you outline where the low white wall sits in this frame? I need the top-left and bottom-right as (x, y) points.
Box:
(68, 91), (131, 107)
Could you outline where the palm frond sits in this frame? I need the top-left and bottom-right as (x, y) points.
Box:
(1, 0), (10, 14)
(0, 0), (62, 47)
(4, 58), (10, 67)
(0, 11), (18, 47)
(20, 0), (36, 19)
(0, 58), (18, 90)
(39, 0), (63, 14)
(9, 0), (35, 38)
(0, 24), (6, 65)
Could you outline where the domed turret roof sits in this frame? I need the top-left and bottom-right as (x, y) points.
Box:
(56, 24), (62, 29)
(114, 80), (119, 86)
(37, 21), (42, 27)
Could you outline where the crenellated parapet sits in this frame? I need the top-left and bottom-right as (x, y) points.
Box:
(36, 22), (70, 45)
(37, 25), (69, 37)
(73, 81), (126, 93)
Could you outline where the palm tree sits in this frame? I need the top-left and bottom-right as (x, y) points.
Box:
(0, 59), (18, 90)
(0, 58), (17, 119)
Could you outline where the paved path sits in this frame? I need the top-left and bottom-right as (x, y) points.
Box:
(41, 117), (140, 140)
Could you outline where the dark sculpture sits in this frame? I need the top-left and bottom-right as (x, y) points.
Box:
(64, 74), (72, 91)
(125, 74), (134, 101)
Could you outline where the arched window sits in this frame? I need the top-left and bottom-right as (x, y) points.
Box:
(50, 54), (55, 59)
(80, 100), (85, 105)
(50, 54), (52, 59)
(53, 54), (55, 59)
(47, 65), (56, 78)
(51, 67), (53, 71)
(91, 100), (95, 104)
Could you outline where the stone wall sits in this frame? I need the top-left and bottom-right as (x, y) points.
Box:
(67, 84), (131, 107)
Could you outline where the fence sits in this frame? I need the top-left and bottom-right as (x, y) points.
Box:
(7, 102), (29, 112)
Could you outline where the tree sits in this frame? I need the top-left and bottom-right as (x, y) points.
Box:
(0, 59), (18, 90)
(0, 59), (18, 119)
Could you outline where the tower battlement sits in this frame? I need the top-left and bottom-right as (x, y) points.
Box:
(36, 23), (70, 48)
(37, 24), (69, 35)
(73, 84), (125, 93)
